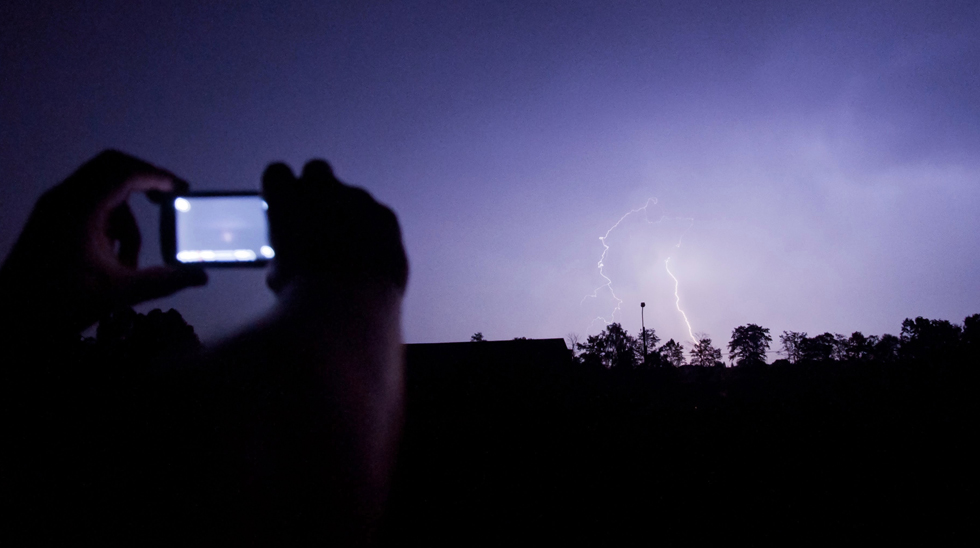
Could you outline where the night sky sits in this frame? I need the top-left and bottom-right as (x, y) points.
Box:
(2, 1), (978, 350)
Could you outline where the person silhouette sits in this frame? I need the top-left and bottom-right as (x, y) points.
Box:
(1, 150), (409, 544)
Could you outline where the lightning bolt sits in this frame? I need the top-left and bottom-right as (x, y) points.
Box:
(581, 198), (659, 330)
(665, 257), (696, 343)
(581, 198), (697, 341)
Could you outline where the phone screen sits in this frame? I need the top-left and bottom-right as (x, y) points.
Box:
(170, 194), (273, 264)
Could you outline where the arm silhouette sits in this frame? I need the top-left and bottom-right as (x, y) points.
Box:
(1, 152), (409, 545)
(189, 159), (409, 543)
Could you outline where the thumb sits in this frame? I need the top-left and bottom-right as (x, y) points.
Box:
(120, 266), (208, 305)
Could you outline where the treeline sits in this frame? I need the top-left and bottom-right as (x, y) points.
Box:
(14, 306), (977, 543)
(85, 307), (202, 359)
(571, 314), (980, 369)
(399, 314), (980, 544)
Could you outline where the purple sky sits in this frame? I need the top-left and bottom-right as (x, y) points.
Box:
(3, 1), (978, 352)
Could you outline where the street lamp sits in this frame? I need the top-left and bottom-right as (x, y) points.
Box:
(640, 302), (647, 362)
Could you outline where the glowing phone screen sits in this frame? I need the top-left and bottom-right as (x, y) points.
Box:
(173, 195), (273, 263)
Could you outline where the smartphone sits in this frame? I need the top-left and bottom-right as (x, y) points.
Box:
(161, 191), (274, 267)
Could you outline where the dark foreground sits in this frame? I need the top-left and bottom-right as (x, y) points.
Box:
(385, 341), (977, 545)
(5, 334), (976, 545)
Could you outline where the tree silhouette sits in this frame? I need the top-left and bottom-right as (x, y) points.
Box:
(801, 332), (835, 362)
(779, 331), (807, 364)
(832, 333), (850, 361)
(690, 334), (722, 367)
(900, 317), (962, 362)
(471, 332), (485, 342)
(660, 339), (686, 368)
(728, 324), (772, 367)
(639, 327), (660, 363)
(845, 331), (873, 362)
(566, 332), (580, 348)
(95, 306), (201, 360)
(577, 322), (640, 370)
(874, 333), (900, 364)
(964, 314), (980, 358)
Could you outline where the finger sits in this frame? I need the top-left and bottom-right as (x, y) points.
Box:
(262, 162), (296, 209)
(146, 177), (190, 204)
(262, 162), (296, 196)
(66, 149), (178, 208)
(101, 172), (177, 213)
(300, 159), (337, 186)
(345, 185), (380, 210)
(106, 202), (141, 268)
(119, 266), (208, 305)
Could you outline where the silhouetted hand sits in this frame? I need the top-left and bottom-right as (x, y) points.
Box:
(192, 159), (408, 543)
(0, 150), (207, 337)
(261, 159), (408, 298)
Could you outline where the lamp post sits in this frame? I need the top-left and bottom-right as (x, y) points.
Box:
(640, 302), (647, 363)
